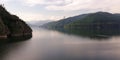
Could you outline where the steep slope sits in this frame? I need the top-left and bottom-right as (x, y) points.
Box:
(43, 12), (120, 29)
(0, 17), (9, 38)
(42, 12), (120, 36)
(42, 14), (88, 29)
(65, 12), (120, 29)
(0, 5), (32, 40)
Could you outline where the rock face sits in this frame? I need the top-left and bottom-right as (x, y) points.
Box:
(0, 5), (32, 40)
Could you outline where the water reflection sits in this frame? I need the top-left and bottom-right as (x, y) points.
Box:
(0, 27), (120, 60)
(46, 27), (120, 39)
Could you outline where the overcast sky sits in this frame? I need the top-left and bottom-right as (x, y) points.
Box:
(0, 0), (120, 21)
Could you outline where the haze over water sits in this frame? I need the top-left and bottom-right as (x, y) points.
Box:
(0, 27), (120, 60)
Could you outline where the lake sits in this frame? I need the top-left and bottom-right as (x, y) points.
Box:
(0, 27), (120, 60)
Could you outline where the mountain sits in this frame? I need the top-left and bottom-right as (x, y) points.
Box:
(42, 14), (88, 29)
(42, 12), (120, 36)
(27, 20), (52, 27)
(43, 12), (120, 29)
(65, 12), (120, 29)
(0, 5), (32, 41)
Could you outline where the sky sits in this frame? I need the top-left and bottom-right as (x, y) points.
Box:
(0, 0), (120, 21)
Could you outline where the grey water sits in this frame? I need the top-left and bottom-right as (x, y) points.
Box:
(1, 27), (120, 60)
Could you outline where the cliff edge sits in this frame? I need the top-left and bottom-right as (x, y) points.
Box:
(0, 5), (32, 41)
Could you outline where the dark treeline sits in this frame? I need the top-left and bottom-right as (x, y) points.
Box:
(0, 5), (32, 42)
(42, 12), (120, 39)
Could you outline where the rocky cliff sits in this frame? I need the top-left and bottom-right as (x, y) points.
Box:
(0, 5), (32, 40)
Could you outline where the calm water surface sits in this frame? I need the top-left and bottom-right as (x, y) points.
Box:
(1, 27), (120, 60)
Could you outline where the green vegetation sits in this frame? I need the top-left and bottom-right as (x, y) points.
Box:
(42, 12), (120, 38)
(0, 5), (32, 41)
(42, 14), (88, 28)
(65, 12), (120, 29)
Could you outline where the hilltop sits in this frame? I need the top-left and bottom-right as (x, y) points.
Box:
(42, 12), (120, 37)
(0, 5), (32, 41)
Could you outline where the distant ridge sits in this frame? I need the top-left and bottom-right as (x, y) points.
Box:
(42, 11), (120, 37)
(42, 11), (120, 29)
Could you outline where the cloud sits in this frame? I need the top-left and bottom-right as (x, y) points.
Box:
(16, 12), (63, 21)
(46, 0), (97, 10)
(2, 0), (120, 13)
(0, 0), (10, 3)
(22, 0), (72, 6)
(1, 0), (120, 21)
(19, 0), (120, 13)
(46, 0), (120, 13)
